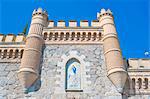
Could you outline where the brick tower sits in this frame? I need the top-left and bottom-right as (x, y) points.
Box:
(18, 8), (48, 92)
(97, 9), (128, 93)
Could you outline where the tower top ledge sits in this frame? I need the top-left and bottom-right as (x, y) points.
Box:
(32, 7), (48, 16)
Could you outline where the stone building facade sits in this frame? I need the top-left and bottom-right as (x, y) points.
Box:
(0, 8), (149, 99)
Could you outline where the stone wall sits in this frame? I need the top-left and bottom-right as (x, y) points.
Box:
(0, 44), (122, 99)
(0, 62), (25, 99)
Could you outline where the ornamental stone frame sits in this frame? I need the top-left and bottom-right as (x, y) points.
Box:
(55, 50), (91, 94)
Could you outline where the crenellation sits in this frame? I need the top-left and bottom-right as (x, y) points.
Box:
(47, 20), (101, 28)
(0, 33), (26, 43)
(57, 20), (65, 27)
(69, 20), (77, 27)
(0, 34), (5, 42)
(91, 20), (100, 27)
(128, 58), (150, 70)
(15, 34), (26, 42)
(80, 20), (89, 27)
(5, 34), (16, 42)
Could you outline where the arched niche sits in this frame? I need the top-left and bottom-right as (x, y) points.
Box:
(55, 51), (90, 94)
(65, 58), (81, 91)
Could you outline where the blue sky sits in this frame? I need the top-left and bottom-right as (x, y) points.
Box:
(0, 0), (149, 58)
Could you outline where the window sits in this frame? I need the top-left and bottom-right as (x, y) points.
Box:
(132, 78), (135, 89)
(137, 78), (142, 89)
(144, 78), (148, 89)
(65, 58), (82, 91)
(20, 50), (24, 58)
(3, 50), (7, 58)
(44, 32), (47, 40)
(0, 50), (1, 58)
(9, 50), (13, 58)
(14, 49), (19, 58)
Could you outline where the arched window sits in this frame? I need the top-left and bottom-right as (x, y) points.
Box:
(60, 32), (64, 40)
(14, 49), (19, 58)
(77, 32), (80, 40)
(3, 50), (7, 58)
(9, 49), (13, 58)
(20, 49), (24, 58)
(71, 32), (75, 40)
(49, 32), (53, 40)
(144, 78), (148, 89)
(98, 32), (101, 40)
(88, 32), (91, 40)
(55, 32), (58, 40)
(65, 58), (81, 91)
(132, 78), (135, 89)
(82, 32), (86, 40)
(137, 78), (142, 89)
(93, 32), (97, 40)
(0, 50), (2, 58)
(66, 32), (69, 40)
(43, 32), (47, 40)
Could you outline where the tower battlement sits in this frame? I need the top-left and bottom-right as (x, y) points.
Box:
(97, 8), (113, 19)
(32, 8), (48, 17)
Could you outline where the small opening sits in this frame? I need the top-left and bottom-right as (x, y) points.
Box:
(66, 32), (69, 40)
(137, 78), (142, 89)
(82, 32), (86, 40)
(55, 32), (58, 40)
(98, 32), (101, 40)
(71, 32), (75, 40)
(3, 50), (7, 58)
(43, 32), (48, 40)
(132, 78), (135, 89)
(93, 32), (97, 40)
(88, 32), (91, 40)
(9, 50), (13, 58)
(0, 50), (1, 58)
(14, 49), (19, 58)
(140, 66), (144, 68)
(20, 50), (24, 58)
(49, 32), (53, 40)
(60, 32), (64, 40)
(144, 78), (148, 89)
(77, 32), (80, 40)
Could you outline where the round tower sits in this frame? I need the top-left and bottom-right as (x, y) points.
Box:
(18, 8), (48, 92)
(97, 9), (127, 93)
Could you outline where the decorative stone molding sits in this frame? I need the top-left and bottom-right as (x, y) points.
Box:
(55, 50), (91, 93)
(0, 48), (24, 61)
(42, 28), (103, 44)
(128, 76), (150, 95)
